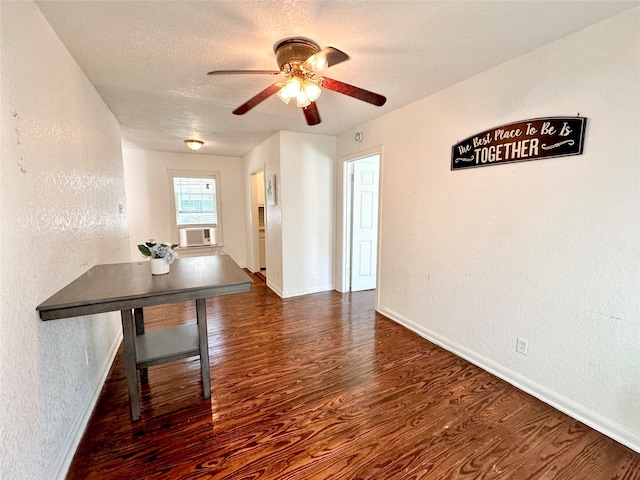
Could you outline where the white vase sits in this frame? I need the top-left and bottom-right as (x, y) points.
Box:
(150, 257), (170, 275)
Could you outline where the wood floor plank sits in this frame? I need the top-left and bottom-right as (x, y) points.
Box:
(66, 274), (639, 479)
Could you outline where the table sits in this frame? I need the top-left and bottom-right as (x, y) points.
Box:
(37, 255), (252, 420)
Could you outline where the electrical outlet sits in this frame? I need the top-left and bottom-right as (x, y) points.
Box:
(516, 337), (529, 356)
(85, 348), (91, 366)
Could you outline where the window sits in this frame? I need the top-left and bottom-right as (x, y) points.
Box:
(173, 177), (217, 225)
(169, 170), (222, 246)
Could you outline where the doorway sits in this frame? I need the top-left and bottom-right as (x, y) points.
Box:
(250, 168), (266, 278)
(343, 153), (380, 292)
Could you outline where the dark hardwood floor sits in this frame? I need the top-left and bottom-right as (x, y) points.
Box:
(67, 272), (639, 479)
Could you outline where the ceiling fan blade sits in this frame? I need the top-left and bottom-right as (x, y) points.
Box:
(319, 77), (387, 106)
(207, 70), (280, 76)
(303, 102), (321, 126)
(303, 47), (349, 71)
(232, 84), (281, 115)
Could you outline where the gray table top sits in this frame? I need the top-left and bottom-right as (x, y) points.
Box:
(37, 255), (252, 320)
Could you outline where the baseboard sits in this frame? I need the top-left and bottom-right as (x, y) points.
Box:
(378, 305), (640, 453)
(281, 284), (334, 298)
(266, 280), (284, 298)
(266, 282), (334, 299)
(51, 329), (123, 480)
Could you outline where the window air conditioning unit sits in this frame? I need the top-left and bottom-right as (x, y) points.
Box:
(179, 227), (214, 247)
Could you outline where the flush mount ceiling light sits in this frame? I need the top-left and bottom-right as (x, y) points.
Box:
(184, 139), (204, 151)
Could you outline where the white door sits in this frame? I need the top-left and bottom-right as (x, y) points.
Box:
(350, 156), (380, 291)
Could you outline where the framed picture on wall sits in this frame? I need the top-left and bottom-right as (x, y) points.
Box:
(266, 174), (276, 206)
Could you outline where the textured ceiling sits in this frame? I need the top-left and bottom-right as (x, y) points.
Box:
(36, 1), (636, 157)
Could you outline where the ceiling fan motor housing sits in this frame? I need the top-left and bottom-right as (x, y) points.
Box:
(274, 38), (320, 69)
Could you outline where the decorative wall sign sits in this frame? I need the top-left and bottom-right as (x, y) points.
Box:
(266, 174), (277, 206)
(451, 116), (587, 170)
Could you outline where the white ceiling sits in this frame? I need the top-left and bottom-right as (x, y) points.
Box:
(36, 1), (636, 157)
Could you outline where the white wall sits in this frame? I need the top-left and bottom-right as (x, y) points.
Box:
(280, 131), (336, 297)
(0, 3), (130, 478)
(337, 9), (639, 451)
(122, 149), (247, 267)
(244, 132), (336, 298)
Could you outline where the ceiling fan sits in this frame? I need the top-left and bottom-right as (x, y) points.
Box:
(208, 37), (387, 126)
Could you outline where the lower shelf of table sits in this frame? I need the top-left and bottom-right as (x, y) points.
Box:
(135, 323), (200, 369)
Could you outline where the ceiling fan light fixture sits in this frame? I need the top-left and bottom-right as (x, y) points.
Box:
(277, 77), (302, 104)
(184, 139), (204, 151)
(281, 77), (322, 108)
(296, 93), (311, 108)
(303, 80), (321, 102)
(276, 89), (292, 104)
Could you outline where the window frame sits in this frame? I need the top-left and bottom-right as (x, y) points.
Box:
(168, 169), (223, 246)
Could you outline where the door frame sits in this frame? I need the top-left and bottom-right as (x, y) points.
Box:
(340, 146), (383, 298)
(249, 166), (265, 273)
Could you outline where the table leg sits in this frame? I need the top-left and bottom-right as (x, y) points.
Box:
(196, 298), (211, 399)
(134, 307), (148, 383)
(121, 309), (141, 421)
